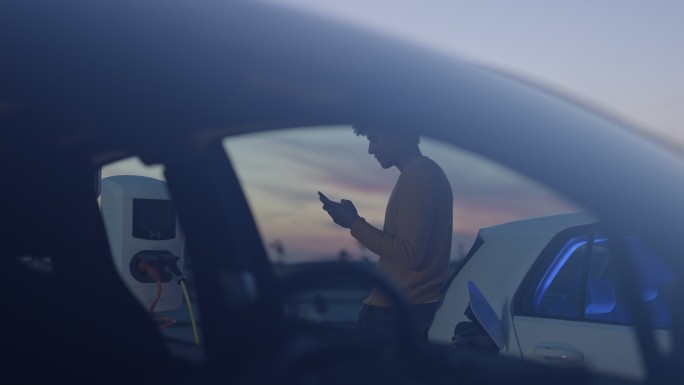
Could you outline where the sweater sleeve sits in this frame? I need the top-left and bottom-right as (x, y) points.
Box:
(350, 170), (437, 270)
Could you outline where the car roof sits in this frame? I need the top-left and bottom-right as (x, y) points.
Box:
(469, 212), (600, 294)
(479, 212), (598, 240)
(3, 0), (684, 266)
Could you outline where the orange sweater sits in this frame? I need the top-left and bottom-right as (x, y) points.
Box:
(351, 156), (453, 307)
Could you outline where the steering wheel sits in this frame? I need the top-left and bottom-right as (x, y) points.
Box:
(266, 262), (426, 385)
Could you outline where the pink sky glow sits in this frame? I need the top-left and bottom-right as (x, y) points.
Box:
(102, 126), (582, 263)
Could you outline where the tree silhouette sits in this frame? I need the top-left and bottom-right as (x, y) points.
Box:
(269, 239), (286, 263)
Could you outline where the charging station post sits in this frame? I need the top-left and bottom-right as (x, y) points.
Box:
(101, 175), (185, 312)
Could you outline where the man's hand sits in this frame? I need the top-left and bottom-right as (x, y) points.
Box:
(318, 192), (360, 229)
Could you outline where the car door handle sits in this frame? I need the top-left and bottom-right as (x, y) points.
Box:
(532, 345), (584, 364)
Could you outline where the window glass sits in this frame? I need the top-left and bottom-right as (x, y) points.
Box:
(100, 157), (204, 361)
(534, 236), (589, 318)
(523, 230), (673, 328)
(584, 239), (624, 323)
(610, 237), (673, 328)
(223, 125), (584, 325)
(223, 125), (581, 265)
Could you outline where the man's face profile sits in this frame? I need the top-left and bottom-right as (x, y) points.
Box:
(366, 129), (400, 169)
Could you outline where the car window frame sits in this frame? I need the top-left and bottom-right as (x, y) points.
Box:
(162, 141), (285, 366)
(513, 223), (673, 332)
(513, 223), (602, 322)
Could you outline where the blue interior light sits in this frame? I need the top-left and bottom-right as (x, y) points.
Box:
(534, 236), (588, 308)
(534, 236), (608, 309)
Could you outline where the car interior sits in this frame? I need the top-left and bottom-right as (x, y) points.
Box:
(520, 227), (673, 329)
(3, 115), (607, 385)
(4, 2), (684, 384)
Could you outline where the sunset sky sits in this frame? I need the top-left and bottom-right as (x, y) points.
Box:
(103, 126), (580, 263)
(103, 1), (682, 263)
(224, 127), (580, 262)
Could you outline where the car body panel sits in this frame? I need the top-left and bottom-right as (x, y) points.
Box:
(513, 316), (672, 380)
(431, 212), (674, 379)
(430, 212), (598, 353)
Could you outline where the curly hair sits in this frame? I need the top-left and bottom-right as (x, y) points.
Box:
(352, 123), (420, 144)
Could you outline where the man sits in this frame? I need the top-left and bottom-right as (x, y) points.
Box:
(319, 123), (453, 339)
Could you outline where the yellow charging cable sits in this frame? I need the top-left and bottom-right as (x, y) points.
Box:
(179, 279), (200, 346)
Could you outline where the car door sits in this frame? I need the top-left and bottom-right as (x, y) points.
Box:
(512, 226), (673, 380)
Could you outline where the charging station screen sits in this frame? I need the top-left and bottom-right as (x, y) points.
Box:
(132, 199), (176, 240)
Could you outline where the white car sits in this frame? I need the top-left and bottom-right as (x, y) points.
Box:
(430, 212), (673, 380)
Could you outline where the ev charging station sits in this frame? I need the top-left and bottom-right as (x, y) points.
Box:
(101, 175), (184, 312)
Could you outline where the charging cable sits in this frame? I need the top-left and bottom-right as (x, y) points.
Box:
(156, 257), (200, 346)
(137, 261), (176, 329)
(136, 256), (200, 345)
(179, 278), (200, 346)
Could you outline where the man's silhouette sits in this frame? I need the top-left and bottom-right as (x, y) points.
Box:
(320, 123), (453, 338)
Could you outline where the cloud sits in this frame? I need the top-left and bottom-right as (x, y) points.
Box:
(260, 130), (397, 194)
(225, 127), (582, 263)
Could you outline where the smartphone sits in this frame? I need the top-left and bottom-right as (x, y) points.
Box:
(318, 191), (332, 204)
